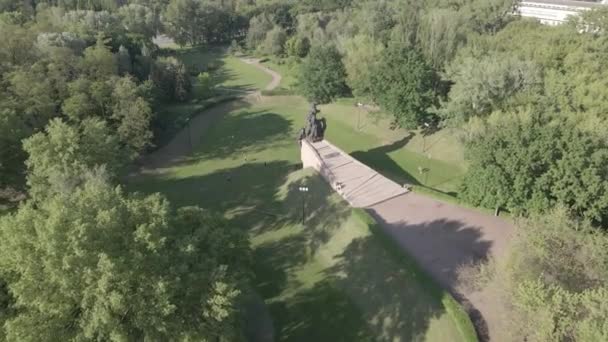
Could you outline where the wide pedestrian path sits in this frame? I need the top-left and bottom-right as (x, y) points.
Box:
(306, 139), (514, 341)
(305, 140), (409, 208)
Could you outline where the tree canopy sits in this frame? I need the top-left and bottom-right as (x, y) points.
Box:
(371, 45), (438, 128)
(485, 209), (608, 341)
(298, 44), (348, 104)
(462, 110), (608, 226)
(0, 173), (250, 341)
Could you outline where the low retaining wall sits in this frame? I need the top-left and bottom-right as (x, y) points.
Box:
(301, 139), (339, 191)
(301, 139), (408, 208)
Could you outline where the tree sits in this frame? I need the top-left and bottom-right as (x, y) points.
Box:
(5, 66), (57, 129)
(0, 107), (28, 189)
(417, 8), (467, 69)
(163, 0), (204, 46)
(197, 72), (213, 96)
(0, 173), (250, 341)
(440, 54), (541, 125)
(262, 25), (287, 56)
(22, 118), (124, 200)
(116, 45), (132, 75)
(118, 4), (156, 39)
(150, 56), (191, 102)
(370, 44), (438, 128)
(483, 209), (608, 341)
(111, 77), (154, 155)
(0, 278), (12, 341)
(285, 35), (310, 58)
(341, 34), (384, 99)
(298, 44), (348, 103)
(462, 110), (608, 226)
(0, 20), (36, 67)
(357, 0), (395, 43)
(246, 13), (273, 50)
(81, 38), (118, 80)
(35, 32), (86, 56)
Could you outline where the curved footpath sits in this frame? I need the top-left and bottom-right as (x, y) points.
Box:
(140, 58), (281, 171)
(142, 59), (514, 341)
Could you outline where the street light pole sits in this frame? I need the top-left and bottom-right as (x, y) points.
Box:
(422, 122), (430, 153)
(298, 186), (309, 224)
(187, 118), (193, 154)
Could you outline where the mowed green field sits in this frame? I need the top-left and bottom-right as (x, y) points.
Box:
(320, 99), (467, 199)
(154, 47), (273, 146)
(259, 57), (467, 200)
(130, 95), (468, 341)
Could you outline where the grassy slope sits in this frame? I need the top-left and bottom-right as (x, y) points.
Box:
(154, 47), (272, 147)
(260, 57), (467, 200)
(130, 96), (467, 341)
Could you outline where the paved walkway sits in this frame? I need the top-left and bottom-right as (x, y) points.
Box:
(308, 140), (514, 341)
(308, 140), (408, 207)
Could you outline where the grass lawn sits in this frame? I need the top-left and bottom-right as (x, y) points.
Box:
(319, 99), (467, 199)
(261, 58), (299, 91)
(255, 55), (466, 200)
(129, 97), (470, 341)
(153, 46), (273, 147)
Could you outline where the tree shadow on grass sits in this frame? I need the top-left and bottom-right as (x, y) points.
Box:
(190, 110), (294, 161)
(351, 134), (419, 185)
(131, 161), (294, 212)
(351, 134), (460, 198)
(365, 211), (493, 340)
(133, 158), (487, 340)
(269, 281), (374, 342)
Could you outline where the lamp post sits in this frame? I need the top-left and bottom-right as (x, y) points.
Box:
(186, 117), (193, 153)
(422, 122), (430, 153)
(298, 186), (309, 224)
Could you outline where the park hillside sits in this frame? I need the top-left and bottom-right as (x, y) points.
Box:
(1, 0), (608, 341)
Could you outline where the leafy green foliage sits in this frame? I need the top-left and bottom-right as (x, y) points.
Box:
(0, 174), (250, 341)
(370, 45), (438, 128)
(246, 13), (273, 50)
(23, 118), (125, 200)
(163, 0), (206, 46)
(495, 210), (608, 341)
(111, 77), (154, 155)
(341, 34), (384, 100)
(197, 71), (213, 94)
(462, 110), (608, 226)
(262, 25), (287, 56)
(440, 54), (541, 125)
(285, 35), (310, 58)
(298, 44), (348, 103)
(150, 56), (192, 102)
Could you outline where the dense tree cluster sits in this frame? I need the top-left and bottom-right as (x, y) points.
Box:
(0, 172), (250, 341)
(482, 209), (608, 341)
(0, 1), (250, 340)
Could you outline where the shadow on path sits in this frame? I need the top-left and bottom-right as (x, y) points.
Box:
(351, 134), (416, 185)
(367, 207), (493, 341)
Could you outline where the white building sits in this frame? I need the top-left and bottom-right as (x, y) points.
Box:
(516, 0), (608, 25)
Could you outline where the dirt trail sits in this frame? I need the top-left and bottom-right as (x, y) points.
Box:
(240, 58), (282, 91)
(139, 58), (282, 172)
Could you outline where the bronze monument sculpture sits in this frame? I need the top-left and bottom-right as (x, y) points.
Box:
(299, 103), (327, 143)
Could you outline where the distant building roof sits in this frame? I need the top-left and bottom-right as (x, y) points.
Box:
(517, 0), (607, 25)
(521, 0), (606, 9)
